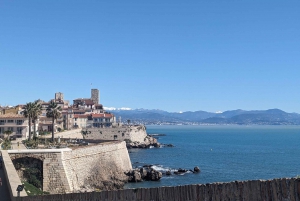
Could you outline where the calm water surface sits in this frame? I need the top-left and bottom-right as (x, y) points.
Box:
(124, 125), (300, 189)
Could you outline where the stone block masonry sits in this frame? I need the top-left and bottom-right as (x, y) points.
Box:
(18, 177), (300, 201)
(7, 141), (132, 194)
(9, 149), (72, 194)
(85, 125), (147, 143)
(62, 141), (132, 192)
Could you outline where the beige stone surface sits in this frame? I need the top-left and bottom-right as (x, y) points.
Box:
(84, 125), (147, 143)
(1, 150), (27, 200)
(7, 141), (132, 194)
(62, 141), (132, 192)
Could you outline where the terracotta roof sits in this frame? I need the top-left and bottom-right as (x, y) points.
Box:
(91, 113), (113, 118)
(74, 114), (89, 118)
(0, 114), (26, 118)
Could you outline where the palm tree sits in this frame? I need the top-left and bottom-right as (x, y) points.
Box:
(23, 102), (35, 140)
(46, 101), (62, 142)
(32, 100), (42, 140)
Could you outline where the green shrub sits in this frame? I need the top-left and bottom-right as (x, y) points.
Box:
(23, 167), (42, 189)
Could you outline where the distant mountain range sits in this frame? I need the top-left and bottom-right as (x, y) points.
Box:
(107, 108), (300, 125)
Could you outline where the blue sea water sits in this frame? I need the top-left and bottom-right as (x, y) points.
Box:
(124, 125), (300, 189)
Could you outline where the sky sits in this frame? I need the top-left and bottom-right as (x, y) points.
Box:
(1, 1), (300, 113)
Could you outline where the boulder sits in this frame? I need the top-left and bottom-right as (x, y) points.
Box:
(178, 168), (187, 173)
(166, 170), (172, 176)
(194, 166), (200, 173)
(126, 170), (142, 182)
(145, 169), (162, 181)
(140, 168), (148, 178)
(153, 143), (160, 148)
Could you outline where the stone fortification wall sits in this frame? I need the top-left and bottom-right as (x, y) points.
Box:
(6, 141), (132, 195)
(9, 150), (71, 194)
(19, 177), (300, 201)
(1, 150), (27, 201)
(85, 125), (147, 143)
(62, 141), (132, 192)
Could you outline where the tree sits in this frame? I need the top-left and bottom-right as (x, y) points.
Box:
(2, 130), (13, 150)
(46, 101), (62, 142)
(4, 130), (12, 140)
(127, 119), (131, 125)
(23, 102), (35, 140)
(32, 100), (42, 140)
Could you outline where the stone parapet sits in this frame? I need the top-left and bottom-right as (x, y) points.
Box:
(1, 150), (27, 201)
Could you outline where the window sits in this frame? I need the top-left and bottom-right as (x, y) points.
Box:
(0, 120), (5, 125)
(0, 127), (3, 134)
(7, 120), (14, 123)
(8, 127), (13, 132)
(16, 120), (23, 125)
(17, 127), (22, 134)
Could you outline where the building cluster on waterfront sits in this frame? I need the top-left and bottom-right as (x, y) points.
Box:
(0, 89), (118, 139)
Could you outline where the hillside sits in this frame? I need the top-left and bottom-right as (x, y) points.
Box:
(108, 108), (300, 125)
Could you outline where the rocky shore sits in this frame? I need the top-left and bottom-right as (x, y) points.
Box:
(126, 135), (160, 148)
(125, 167), (162, 182)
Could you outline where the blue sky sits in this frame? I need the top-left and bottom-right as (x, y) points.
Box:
(1, 1), (300, 113)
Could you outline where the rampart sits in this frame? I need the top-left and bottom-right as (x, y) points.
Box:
(18, 177), (300, 201)
(62, 141), (132, 192)
(1, 150), (27, 201)
(4, 141), (132, 196)
(9, 149), (73, 194)
(85, 125), (147, 143)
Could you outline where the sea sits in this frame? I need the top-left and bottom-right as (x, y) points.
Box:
(124, 125), (300, 189)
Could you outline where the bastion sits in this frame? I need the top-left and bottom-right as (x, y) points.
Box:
(7, 141), (132, 194)
(83, 125), (147, 142)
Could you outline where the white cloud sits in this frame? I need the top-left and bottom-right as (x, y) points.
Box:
(104, 107), (132, 111)
(104, 107), (116, 110)
(215, 111), (223, 114)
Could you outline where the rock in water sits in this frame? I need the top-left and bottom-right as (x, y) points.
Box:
(194, 166), (200, 173)
(126, 170), (142, 182)
(166, 170), (172, 176)
(178, 168), (187, 173)
(140, 168), (148, 178)
(146, 169), (162, 181)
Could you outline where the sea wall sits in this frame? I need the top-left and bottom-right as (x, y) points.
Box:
(85, 125), (147, 143)
(62, 141), (132, 192)
(19, 177), (300, 201)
